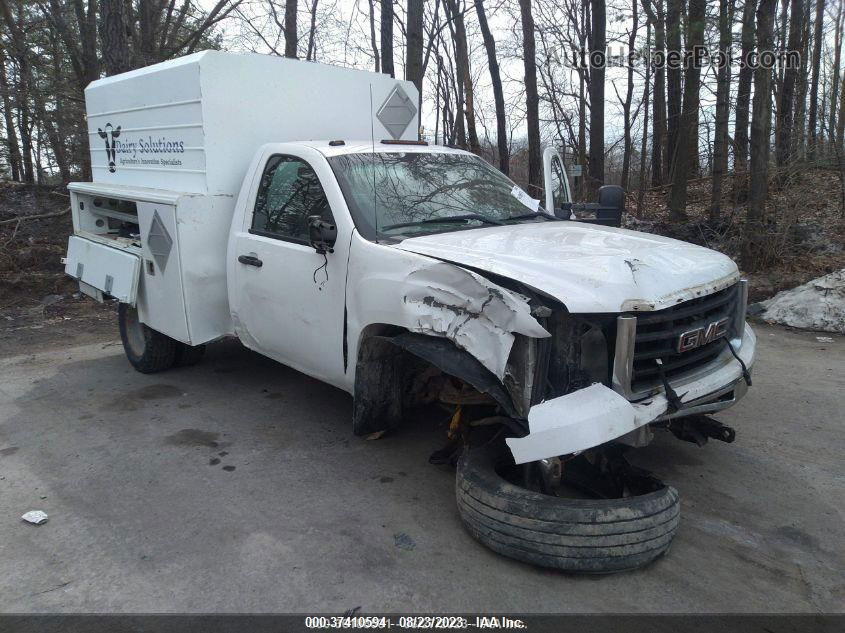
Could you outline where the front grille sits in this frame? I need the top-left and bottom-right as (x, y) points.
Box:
(629, 284), (739, 393)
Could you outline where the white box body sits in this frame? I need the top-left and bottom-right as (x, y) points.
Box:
(85, 50), (419, 195)
(71, 51), (419, 345)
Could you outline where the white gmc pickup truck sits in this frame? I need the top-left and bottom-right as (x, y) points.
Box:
(65, 51), (755, 573)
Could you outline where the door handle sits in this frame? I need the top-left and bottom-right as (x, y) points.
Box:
(238, 254), (263, 268)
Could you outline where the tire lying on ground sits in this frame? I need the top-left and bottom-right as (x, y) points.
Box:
(456, 441), (680, 573)
(118, 303), (179, 374)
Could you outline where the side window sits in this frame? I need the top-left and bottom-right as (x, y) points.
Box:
(251, 155), (333, 242)
(550, 156), (568, 209)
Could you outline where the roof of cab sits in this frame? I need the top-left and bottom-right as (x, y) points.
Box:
(297, 140), (472, 158)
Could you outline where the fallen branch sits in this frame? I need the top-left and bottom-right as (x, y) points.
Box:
(0, 206), (70, 225)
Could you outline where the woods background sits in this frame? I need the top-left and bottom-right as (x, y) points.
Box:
(1, 0), (844, 282)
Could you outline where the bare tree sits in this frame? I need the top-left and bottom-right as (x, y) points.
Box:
(775, 0), (803, 170)
(474, 0), (508, 174)
(284, 0), (298, 58)
(642, 0), (666, 185)
(445, 0), (479, 154)
(749, 0), (778, 222)
(367, 0), (380, 72)
(807, 0), (825, 159)
(587, 0), (606, 197)
(0, 44), (22, 181)
(667, 0), (705, 220)
(519, 0), (541, 192)
(710, 0), (732, 220)
(618, 0), (639, 190)
(100, 0), (132, 75)
(381, 0), (394, 77)
(405, 0), (424, 97)
(735, 0), (758, 188)
(665, 0), (682, 174)
(306, 0), (319, 60)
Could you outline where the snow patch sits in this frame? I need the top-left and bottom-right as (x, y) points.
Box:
(761, 269), (845, 333)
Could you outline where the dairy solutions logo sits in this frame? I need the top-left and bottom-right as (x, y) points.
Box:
(96, 121), (187, 172)
(97, 123), (121, 173)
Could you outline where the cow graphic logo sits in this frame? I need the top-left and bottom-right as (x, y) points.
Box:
(97, 123), (121, 173)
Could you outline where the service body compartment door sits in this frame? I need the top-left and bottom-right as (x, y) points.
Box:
(65, 236), (141, 304)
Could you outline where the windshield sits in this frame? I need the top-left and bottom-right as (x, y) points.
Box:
(327, 151), (554, 239)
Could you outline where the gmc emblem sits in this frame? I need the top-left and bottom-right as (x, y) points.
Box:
(677, 317), (730, 353)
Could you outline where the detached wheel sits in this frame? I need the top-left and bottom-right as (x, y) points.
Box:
(118, 303), (178, 374)
(456, 441), (680, 573)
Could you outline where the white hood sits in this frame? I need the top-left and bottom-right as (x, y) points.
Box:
(394, 222), (740, 313)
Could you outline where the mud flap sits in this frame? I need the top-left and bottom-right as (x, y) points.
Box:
(64, 236), (141, 305)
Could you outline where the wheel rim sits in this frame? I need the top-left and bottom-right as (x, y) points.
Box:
(123, 305), (147, 357)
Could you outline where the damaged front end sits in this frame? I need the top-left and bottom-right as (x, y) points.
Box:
(352, 258), (755, 466)
(507, 279), (755, 464)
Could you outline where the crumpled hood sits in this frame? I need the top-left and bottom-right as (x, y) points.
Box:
(394, 222), (740, 312)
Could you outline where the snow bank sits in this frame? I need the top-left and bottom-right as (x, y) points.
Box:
(760, 269), (845, 333)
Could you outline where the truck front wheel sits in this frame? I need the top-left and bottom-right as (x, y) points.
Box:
(118, 303), (178, 374)
(456, 439), (680, 573)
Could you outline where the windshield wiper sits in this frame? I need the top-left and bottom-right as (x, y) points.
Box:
(381, 213), (504, 231)
(502, 211), (561, 223)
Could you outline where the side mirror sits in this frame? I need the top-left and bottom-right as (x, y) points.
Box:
(596, 185), (625, 227)
(308, 215), (337, 254)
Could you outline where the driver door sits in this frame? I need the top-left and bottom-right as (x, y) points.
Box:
(229, 147), (349, 387)
(542, 147), (572, 216)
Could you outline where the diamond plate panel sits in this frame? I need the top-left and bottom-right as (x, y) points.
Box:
(376, 85), (417, 140)
(147, 210), (173, 273)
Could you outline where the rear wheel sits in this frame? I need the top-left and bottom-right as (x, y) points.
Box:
(455, 439), (680, 573)
(118, 303), (178, 374)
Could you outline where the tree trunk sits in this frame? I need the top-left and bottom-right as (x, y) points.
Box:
(101, 0), (132, 75)
(577, 0), (588, 199)
(475, 0), (509, 174)
(285, 0), (298, 58)
(749, 0), (777, 222)
(837, 72), (845, 148)
(807, 0), (825, 160)
(735, 0), (757, 182)
(667, 0), (705, 220)
(0, 46), (22, 181)
(776, 0), (803, 169)
(380, 0), (394, 77)
(642, 0), (666, 186)
(829, 3), (843, 154)
(637, 22), (652, 215)
(620, 0), (639, 191)
(665, 0), (682, 176)
(306, 0), (319, 60)
(794, 1), (812, 158)
(446, 0), (480, 154)
(405, 0), (424, 100)
(368, 0), (380, 72)
(710, 0), (732, 220)
(587, 0), (606, 198)
(519, 0), (542, 192)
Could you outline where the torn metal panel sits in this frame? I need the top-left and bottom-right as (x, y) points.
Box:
(506, 324), (757, 464)
(402, 263), (550, 379)
(506, 384), (641, 465)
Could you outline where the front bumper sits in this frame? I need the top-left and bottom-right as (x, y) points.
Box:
(506, 323), (756, 465)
